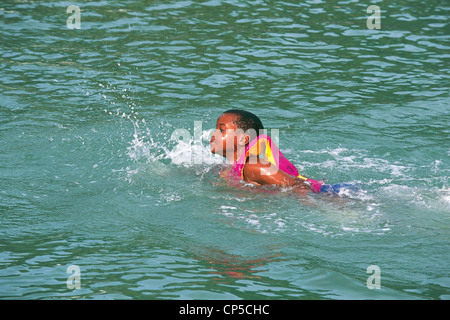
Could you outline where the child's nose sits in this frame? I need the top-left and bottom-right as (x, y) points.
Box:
(210, 129), (222, 144)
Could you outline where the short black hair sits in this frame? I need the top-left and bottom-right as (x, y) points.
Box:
(222, 109), (264, 136)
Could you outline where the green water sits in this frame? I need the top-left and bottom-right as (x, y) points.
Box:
(1, 0), (449, 300)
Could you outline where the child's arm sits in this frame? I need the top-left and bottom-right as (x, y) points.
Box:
(242, 158), (311, 192)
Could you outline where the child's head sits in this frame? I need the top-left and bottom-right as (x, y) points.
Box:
(210, 109), (264, 160)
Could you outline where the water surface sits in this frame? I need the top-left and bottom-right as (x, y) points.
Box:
(0, 0), (449, 299)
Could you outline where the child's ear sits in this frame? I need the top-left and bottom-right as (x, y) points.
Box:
(237, 132), (249, 146)
(244, 134), (250, 145)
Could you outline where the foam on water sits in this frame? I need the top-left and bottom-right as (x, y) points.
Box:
(117, 107), (223, 170)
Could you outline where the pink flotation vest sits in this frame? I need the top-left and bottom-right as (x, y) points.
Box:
(229, 134), (323, 193)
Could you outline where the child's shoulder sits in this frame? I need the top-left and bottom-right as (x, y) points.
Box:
(242, 157), (281, 185)
(242, 156), (306, 188)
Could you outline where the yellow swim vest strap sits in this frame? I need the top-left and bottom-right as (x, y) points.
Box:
(264, 138), (308, 180)
(240, 135), (310, 181)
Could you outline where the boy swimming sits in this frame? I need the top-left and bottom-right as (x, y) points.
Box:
(209, 109), (321, 194)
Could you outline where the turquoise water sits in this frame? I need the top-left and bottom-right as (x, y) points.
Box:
(1, 0), (449, 300)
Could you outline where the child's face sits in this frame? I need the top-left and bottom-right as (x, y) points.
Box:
(210, 113), (245, 158)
